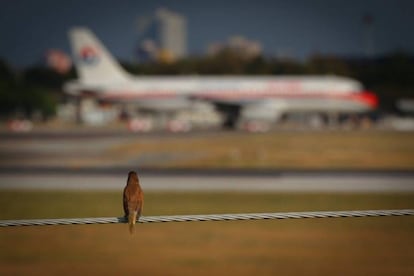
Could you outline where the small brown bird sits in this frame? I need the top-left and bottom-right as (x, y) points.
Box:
(123, 171), (144, 234)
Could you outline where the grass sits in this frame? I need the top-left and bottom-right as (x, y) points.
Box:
(2, 130), (413, 170)
(108, 131), (414, 169)
(1, 190), (414, 275)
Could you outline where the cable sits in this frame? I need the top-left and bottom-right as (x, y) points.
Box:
(1, 209), (413, 227)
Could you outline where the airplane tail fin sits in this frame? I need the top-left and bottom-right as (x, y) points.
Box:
(68, 27), (130, 84)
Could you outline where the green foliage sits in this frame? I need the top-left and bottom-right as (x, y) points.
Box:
(0, 59), (58, 119)
(0, 85), (57, 119)
(21, 86), (57, 118)
(307, 55), (352, 76)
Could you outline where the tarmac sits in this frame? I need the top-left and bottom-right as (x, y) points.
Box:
(0, 169), (413, 192)
(0, 129), (413, 192)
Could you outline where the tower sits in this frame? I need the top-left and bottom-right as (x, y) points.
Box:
(137, 8), (187, 62)
(156, 8), (187, 60)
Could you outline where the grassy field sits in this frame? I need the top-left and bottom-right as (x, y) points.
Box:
(1, 190), (414, 275)
(1, 130), (413, 170)
(109, 131), (414, 169)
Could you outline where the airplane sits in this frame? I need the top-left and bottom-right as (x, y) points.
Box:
(64, 27), (378, 131)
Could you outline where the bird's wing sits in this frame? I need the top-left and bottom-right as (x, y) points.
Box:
(123, 190), (129, 216)
(137, 190), (144, 218)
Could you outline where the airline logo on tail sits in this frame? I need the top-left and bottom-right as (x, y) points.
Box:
(78, 46), (99, 65)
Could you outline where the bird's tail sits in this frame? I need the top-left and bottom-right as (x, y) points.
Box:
(128, 211), (137, 234)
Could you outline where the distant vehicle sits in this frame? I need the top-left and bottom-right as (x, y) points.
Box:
(64, 27), (378, 130)
(7, 119), (33, 132)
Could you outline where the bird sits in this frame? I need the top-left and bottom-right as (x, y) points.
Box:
(123, 171), (144, 234)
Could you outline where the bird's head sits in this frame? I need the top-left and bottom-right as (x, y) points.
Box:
(127, 171), (139, 185)
(128, 171), (137, 177)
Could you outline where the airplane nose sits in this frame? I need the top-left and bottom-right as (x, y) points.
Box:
(354, 91), (379, 109)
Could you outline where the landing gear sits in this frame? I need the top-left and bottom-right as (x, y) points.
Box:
(217, 105), (240, 129)
(223, 113), (239, 129)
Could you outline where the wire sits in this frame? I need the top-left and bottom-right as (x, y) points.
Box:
(1, 209), (413, 227)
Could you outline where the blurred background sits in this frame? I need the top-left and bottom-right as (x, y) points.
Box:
(0, 1), (414, 275)
(0, 0), (413, 131)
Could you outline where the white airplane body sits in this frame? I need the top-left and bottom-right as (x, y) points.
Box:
(65, 28), (378, 129)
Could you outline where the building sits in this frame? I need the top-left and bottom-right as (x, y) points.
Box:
(207, 36), (262, 59)
(137, 8), (187, 62)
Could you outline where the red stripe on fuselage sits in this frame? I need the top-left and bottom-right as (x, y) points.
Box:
(98, 90), (379, 108)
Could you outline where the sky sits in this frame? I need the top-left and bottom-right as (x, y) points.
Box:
(1, 0), (414, 67)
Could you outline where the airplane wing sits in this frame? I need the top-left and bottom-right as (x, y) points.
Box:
(196, 96), (286, 129)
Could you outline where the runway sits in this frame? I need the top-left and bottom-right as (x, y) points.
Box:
(1, 130), (413, 192)
(0, 170), (413, 192)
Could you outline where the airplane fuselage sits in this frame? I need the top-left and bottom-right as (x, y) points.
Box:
(65, 27), (378, 130)
(66, 75), (377, 113)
